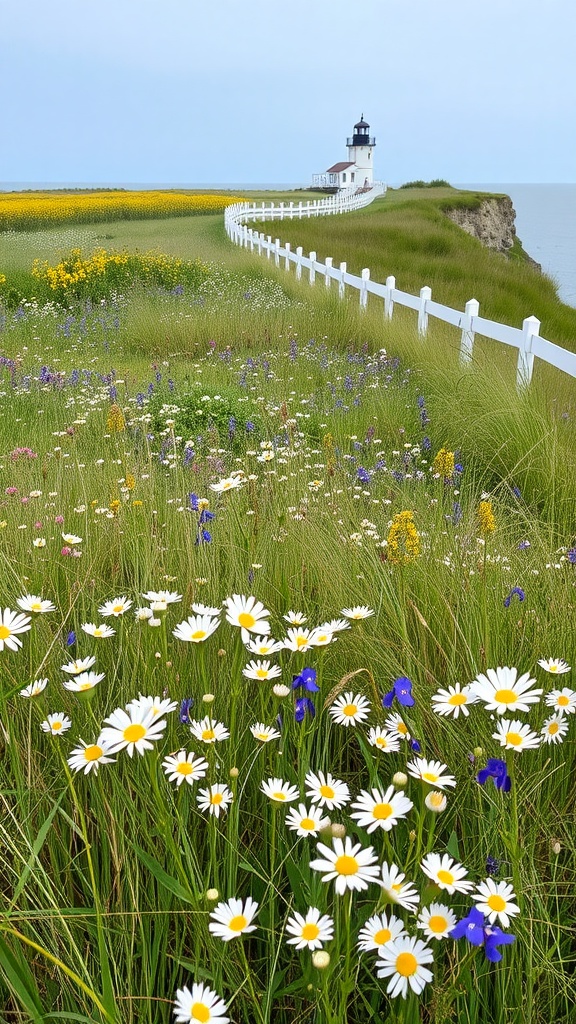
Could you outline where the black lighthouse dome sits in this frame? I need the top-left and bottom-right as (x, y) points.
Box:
(348, 115), (375, 148)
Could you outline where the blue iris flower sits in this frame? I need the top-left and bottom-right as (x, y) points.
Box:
(410, 738), (422, 752)
(477, 758), (512, 792)
(503, 587), (525, 608)
(189, 493), (199, 511)
(199, 509), (215, 524)
(451, 908), (515, 962)
(382, 676), (415, 709)
(292, 667), (319, 693)
(66, 630), (76, 647)
(295, 697), (316, 722)
(179, 698), (194, 724)
(484, 926), (516, 962)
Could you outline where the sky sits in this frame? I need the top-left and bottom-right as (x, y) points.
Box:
(2, 0), (575, 186)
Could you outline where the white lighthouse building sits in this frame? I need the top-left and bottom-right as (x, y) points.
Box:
(312, 115), (376, 191)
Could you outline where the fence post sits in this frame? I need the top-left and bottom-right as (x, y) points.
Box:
(298, 202), (303, 219)
(384, 275), (395, 319)
(296, 246), (303, 281)
(460, 298), (479, 364)
(266, 236), (272, 260)
(517, 315), (540, 388)
(284, 242), (291, 271)
(360, 268), (370, 311)
(249, 228), (254, 252)
(289, 201), (294, 219)
(274, 239), (280, 268)
(418, 286), (432, 337)
(257, 232), (262, 256)
(325, 256), (333, 288)
(339, 262), (347, 299)
(280, 202), (285, 221)
(309, 251), (316, 285)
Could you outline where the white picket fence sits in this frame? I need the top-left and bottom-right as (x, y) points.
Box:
(224, 186), (576, 389)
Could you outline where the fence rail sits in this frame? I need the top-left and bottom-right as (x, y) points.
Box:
(224, 186), (576, 389)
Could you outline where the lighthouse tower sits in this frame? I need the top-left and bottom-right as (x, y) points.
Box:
(347, 115), (375, 187)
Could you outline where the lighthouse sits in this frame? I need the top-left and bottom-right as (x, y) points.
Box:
(346, 115), (376, 187)
(312, 115), (377, 191)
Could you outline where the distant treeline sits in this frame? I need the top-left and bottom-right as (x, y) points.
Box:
(399, 179), (451, 189)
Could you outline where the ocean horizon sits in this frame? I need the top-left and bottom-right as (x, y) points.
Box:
(2, 180), (574, 308)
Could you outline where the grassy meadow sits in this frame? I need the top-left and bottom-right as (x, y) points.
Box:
(0, 190), (575, 1024)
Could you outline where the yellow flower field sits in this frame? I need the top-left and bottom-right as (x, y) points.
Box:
(0, 190), (246, 232)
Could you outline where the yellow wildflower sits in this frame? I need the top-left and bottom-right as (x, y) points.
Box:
(386, 511), (421, 564)
(478, 501), (496, 535)
(109, 499), (121, 514)
(106, 405), (125, 433)
(125, 473), (136, 491)
(432, 447), (455, 479)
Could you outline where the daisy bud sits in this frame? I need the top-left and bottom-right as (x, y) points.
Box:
(312, 951), (331, 970)
(218, 649), (226, 657)
(206, 888), (219, 901)
(149, 618), (162, 628)
(392, 771), (408, 788)
(273, 684), (291, 698)
(151, 600), (167, 613)
(229, 766), (239, 778)
(165, 661), (172, 668)
(409, 829), (417, 842)
(551, 840), (561, 856)
(202, 693), (215, 703)
(473, 746), (483, 757)
(425, 790), (447, 813)
(330, 823), (346, 839)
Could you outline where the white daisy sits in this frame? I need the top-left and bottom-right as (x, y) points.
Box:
(62, 533), (82, 545)
(285, 908), (334, 950)
(162, 750), (209, 786)
(282, 627), (315, 652)
(142, 589), (182, 604)
(98, 596), (133, 617)
(245, 634), (283, 656)
(383, 713), (411, 742)
(492, 718), (541, 751)
(284, 803), (330, 838)
(367, 727), (401, 753)
(407, 757), (456, 790)
(545, 688), (576, 715)
(242, 659), (282, 681)
(197, 783), (233, 817)
(63, 670), (104, 692)
(81, 622), (115, 639)
(425, 791), (448, 813)
(376, 936), (434, 999)
(61, 656), (96, 675)
(417, 903), (457, 941)
(472, 879), (520, 928)
(537, 658), (571, 675)
(100, 705), (166, 756)
(329, 691), (371, 727)
(67, 738), (116, 774)
(223, 594), (270, 637)
(41, 712), (72, 736)
(250, 723), (281, 743)
(309, 836), (380, 895)
(304, 770), (350, 810)
(541, 714), (569, 744)
(380, 862), (420, 912)
(208, 897), (259, 941)
(127, 694), (178, 718)
(172, 614), (220, 643)
(16, 594), (56, 614)
(173, 982), (229, 1024)
(210, 476), (243, 493)
(420, 853), (474, 894)
(341, 606), (374, 620)
(260, 777), (300, 803)
(308, 627), (335, 647)
(20, 678), (48, 698)
(357, 912), (407, 953)
(284, 610), (307, 625)
(319, 618), (350, 634)
(191, 602), (221, 616)
(0, 607), (32, 652)
(189, 717), (230, 744)
(471, 666), (542, 714)
(431, 683), (477, 718)
(350, 786), (413, 834)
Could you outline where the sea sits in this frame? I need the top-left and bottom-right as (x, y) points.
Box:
(2, 180), (575, 308)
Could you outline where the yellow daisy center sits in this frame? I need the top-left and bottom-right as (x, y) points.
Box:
(319, 784), (335, 799)
(334, 855), (359, 876)
(494, 688), (518, 704)
(112, 604), (124, 613)
(548, 722), (559, 734)
(31, 602), (42, 612)
(93, 628), (104, 637)
(374, 927), (392, 944)
(549, 665), (558, 672)
(448, 693), (467, 705)
(191, 1004), (210, 1023)
(238, 612), (256, 629)
(505, 731), (523, 746)
(372, 803), (393, 820)
(376, 737), (388, 748)
(302, 923), (320, 941)
(0, 625), (11, 639)
(342, 703), (358, 717)
(191, 630), (207, 640)
(79, 682), (93, 691)
(300, 817), (316, 830)
(557, 695), (569, 706)
(123, 724), (146, 743)
(256, 668), (269, 678)
(422, 771), (439, 783)
(296, 635), (308, 648)
(202, 729), (216, 741)
(211, 793), (223, 804)
(84, 744), (103, 762)
(273, 791), (287, 800)
(487, 894), (507, 912)
(52, 721), (63, 730)
(315, 634), (328, 643)
(256, 732), (270, 741)
(228, 914), (247, 932)
(428, 793), (445, 809)
(428, 915), (448, 933)
(396, 951), (418, 977)
(437, 869), (455, 885)
(176, 762), (193, 775)
(397, 722), (408, 735)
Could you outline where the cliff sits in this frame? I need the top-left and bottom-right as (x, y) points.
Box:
(443, 196), (516, 253)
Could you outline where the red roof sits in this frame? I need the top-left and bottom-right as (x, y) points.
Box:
(326, 161), (355, 173)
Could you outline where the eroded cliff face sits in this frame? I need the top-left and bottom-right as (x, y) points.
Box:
(444, 196), (517, 255)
